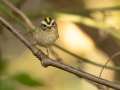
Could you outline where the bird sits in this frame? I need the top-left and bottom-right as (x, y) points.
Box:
(32, 17), (59, 55)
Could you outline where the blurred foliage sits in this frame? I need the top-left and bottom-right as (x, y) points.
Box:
(0, 0), (26, 16)
(0, 1), (27, 32)
(87, 6), (120, 12)
(11, 0), (24, 5)
(0, 49), (7, 75)
(26, 6), (120, 20)
(12, 73), (45, 87)
(0, 58), (7, 75)
(0, 2), (13, 17)
(0, 79), (15, 90)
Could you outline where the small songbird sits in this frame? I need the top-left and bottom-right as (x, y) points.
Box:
(32, 17), (59, 47)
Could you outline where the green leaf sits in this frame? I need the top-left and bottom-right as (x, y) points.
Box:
(12, 73), (44, 87)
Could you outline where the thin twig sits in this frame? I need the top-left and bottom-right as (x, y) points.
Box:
(0, 16), (120, 90)
(54, 44), (120, 71)
(0, 17), (36, 53)
(87, 80), (108, 90)
(99, 52), (120, 78)
(2, 0), (35, 30)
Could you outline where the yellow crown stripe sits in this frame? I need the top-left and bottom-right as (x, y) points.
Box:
(46, 17), (50, 22)
(45, 17), (52, 24)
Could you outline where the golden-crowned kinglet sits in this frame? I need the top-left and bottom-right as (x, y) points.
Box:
(32, 17), (59, 47)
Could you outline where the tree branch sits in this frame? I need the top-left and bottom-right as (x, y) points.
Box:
(54, 44), (120, 71)
(0, 16), (120, 90)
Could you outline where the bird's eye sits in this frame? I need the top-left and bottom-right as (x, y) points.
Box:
(41, 24), (47, 31)
(42, 24), (47, 27)
(51, 22), (56, 27)
(52, 22), (55, 26)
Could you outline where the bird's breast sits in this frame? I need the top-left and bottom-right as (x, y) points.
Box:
(33, 31), (59, 47)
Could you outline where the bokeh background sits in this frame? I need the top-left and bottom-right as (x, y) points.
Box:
(0, 0), (120, 90)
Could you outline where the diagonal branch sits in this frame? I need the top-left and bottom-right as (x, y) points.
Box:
(54, 44), (120, 71)
(0, 16), (120, 90)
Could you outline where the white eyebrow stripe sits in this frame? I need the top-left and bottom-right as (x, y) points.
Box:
(41, 21), (48, 26)
(49, 20), (55, 26)
(41, 19), (55, 27)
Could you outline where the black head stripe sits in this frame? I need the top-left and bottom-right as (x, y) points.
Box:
(44, 17), (52, 25)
